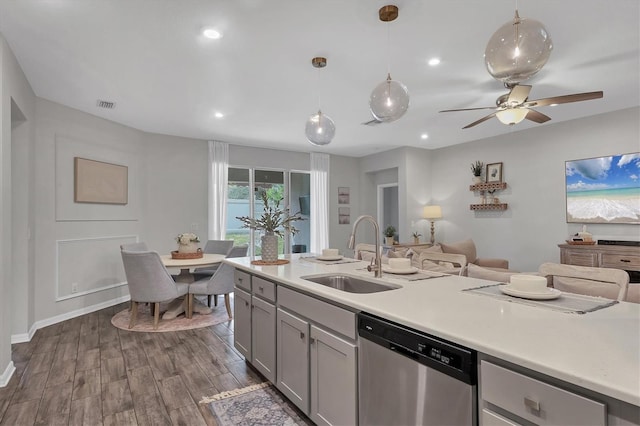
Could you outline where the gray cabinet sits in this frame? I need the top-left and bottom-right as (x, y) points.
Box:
(480, 360), (606, 426)
(277, 286), (358, 425)
(233, 287), (252, 360)
(276, 308), (309, 412)
(251, 295), (276, 382)
(310, 325), (357, 426)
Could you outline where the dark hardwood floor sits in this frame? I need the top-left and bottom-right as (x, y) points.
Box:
(0, 297), (267, 425)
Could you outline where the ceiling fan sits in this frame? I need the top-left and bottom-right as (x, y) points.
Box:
(439, 84), (603, 129)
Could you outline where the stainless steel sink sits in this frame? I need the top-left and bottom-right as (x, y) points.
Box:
(301, 274), (400, 294)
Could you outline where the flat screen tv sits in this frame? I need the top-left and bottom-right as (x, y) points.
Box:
(565, 153), (640, 224)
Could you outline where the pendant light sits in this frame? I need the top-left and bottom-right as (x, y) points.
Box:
(305, 57), (336, 146)
(484, 9), (553, 84)
(369, 5), (409, 123)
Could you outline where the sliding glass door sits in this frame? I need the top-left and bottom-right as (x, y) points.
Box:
(226, 167), (309, 257)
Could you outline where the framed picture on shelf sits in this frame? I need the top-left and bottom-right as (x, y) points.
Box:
(486, 162), (503, 183)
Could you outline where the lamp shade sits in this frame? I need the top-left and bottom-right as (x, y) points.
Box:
(423, 205), (442, 220)
(305, 110), (336, 146)
(484, 10), (553, 84)
(496, 108), (528, 125)
(369, 75), (410, 122)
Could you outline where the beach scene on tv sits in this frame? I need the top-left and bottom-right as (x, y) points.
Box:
(566, 153), (640, 224)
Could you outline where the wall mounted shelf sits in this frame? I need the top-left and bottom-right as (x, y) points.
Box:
(470, 203), (508, 211)
(469, 182), (507, 191)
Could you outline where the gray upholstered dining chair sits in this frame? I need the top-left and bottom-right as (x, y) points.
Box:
(192, 239), (234, 281)
(121, 249), (189, 329)
(539, 262), (629, 301)
(188, 245), (248, 319)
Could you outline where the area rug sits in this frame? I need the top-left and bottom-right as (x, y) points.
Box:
(111, 296), (232, 332)
(200, 382), (310, 425)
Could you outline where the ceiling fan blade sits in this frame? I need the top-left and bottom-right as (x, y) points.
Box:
(362, 118), (383, 126)
(508, 85), (532, 104)
(525, 109), (552, 124)
(462, 112), (497, 129)
(527, 91), (603, 107)
(439, 106), (495, 113)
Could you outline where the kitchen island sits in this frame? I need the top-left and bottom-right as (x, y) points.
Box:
(226, 254), (640, 425)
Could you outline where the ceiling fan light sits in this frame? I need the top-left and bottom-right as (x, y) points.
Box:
(305, 110), (335, 146)
(369, 76), (410, 122)
(484, 10), (553, 84)
(496, 108), (528, 125)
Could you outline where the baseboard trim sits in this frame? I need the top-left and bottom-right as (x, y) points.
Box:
(10, 295), (131, 344)
(0, 361), (16, 387)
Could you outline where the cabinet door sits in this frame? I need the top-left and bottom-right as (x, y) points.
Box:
(310, 325), (357, 426)
(276, 308), (310, 414)
(251, 296), (276, 382)
(233, 287), (252, 360)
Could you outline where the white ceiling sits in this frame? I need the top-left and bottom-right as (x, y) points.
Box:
(0, 0), (638, 157)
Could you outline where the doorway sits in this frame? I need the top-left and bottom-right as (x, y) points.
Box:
(377, 183), (399, 241)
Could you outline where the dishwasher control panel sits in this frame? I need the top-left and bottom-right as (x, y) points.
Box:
(358, 312), (477, 385)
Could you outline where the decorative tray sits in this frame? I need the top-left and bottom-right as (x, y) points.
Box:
(565, 240), (596, 245)
(251, 259), (290, 266)
(171, 249), (203, 259)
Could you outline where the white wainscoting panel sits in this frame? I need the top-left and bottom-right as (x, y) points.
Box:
(56, 235), (137, 301)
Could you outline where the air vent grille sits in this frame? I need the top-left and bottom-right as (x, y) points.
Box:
(96, 100), (116, 109)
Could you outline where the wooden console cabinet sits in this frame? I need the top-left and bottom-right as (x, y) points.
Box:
(558, 243), (640, 271)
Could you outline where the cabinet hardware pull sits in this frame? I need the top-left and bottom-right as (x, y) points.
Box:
(245, 301), (249, 307)
(300, 332), (305, 339)
(620, 259), (631, 263)
(238, 278), (243, 282)
(310, 337), (316, 344)
(259, 286), (264, 292)
(524, 397), (540, 412)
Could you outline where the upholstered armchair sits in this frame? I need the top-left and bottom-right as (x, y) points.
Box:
(439, 239), (510, 271)
(193, 239), (234, 280)
(539, 262), (629, 301)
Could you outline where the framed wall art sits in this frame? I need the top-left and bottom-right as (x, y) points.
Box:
(486, 162), (503, 183)
(338, 186), (350, 204)
(74, 157), (128, 204)
(338, 207), (350, 224)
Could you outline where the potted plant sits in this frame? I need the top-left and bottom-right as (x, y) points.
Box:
(175, 232), (200, 254)
(383, 225), (396, 246)
(470, 160), (483, 183)
(236, 190), (304, 262)
(411, 231), (422, 244)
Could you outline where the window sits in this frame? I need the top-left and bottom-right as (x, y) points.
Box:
(226, 167), (310, 256)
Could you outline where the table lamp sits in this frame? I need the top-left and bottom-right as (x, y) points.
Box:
(423, 205), (442, 244)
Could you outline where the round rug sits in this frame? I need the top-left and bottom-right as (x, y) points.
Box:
(111, 297), (233, 332)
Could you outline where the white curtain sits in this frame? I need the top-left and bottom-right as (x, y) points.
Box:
(208, 141), (228, 240)
(310, 152), (330, 253)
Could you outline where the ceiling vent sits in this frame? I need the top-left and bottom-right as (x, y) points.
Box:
(96, 99), (116, 109)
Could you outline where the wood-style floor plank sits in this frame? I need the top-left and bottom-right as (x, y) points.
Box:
(0, 298), (309, 425)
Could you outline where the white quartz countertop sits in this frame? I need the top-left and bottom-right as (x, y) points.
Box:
(226, 254), (640, 406)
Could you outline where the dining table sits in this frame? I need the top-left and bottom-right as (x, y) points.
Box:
(160, 253), (226, 319)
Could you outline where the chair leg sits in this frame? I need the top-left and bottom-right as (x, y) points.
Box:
(214, 295), (218, 306)
(129, 301), (138, 329)
(224, 294), (232, 319)
(153, 302), (160, 329)
(207, 295), (212, 307)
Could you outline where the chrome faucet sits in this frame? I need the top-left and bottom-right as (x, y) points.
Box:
(348, 215), (382, 278)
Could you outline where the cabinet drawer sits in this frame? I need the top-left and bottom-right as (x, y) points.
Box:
(481, 361), (605, 426)
(278, 286), (356, 340)
(253, 276), (276, 302)
(562, 250), (598, 267)
(481, 408), (521, 426)
(601, 253), (640, 271)
(234, 269), (251, 292)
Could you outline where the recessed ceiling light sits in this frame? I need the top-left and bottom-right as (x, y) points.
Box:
(421, 133), (429, 140)
(428, 58), (441, 66)
(203, 28), (222, 39)
(214, 111), (224, 118)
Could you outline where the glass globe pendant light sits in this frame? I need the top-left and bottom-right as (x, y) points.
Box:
(369, 5), (409, 123)
(484, 9), (553, 84)
(305, 56), (336, 146)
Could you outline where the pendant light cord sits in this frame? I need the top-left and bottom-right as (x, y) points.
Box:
(386, 21), (391, 76)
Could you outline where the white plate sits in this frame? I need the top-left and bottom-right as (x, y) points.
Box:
(382, 266), (419, 275)
(500, 286), (561, 300)
(316, 255), (343, 261)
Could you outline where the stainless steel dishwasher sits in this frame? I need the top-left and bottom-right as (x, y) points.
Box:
(358, 312), (477, 425)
